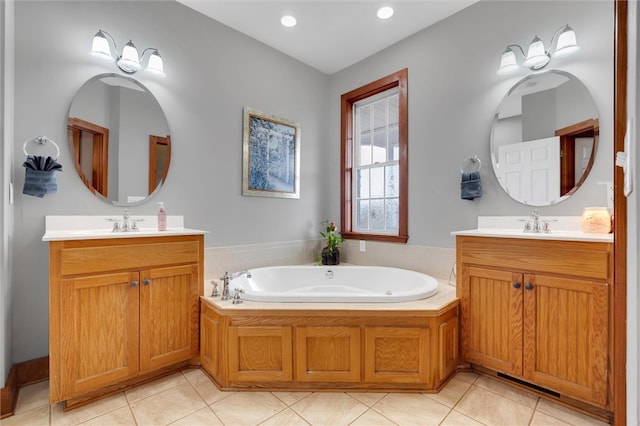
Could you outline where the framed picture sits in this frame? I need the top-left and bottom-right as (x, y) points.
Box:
(242, 107), (301, 198)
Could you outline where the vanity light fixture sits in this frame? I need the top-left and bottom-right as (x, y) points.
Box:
(498, 24), (578, 74)
(90, 30), (165, 76)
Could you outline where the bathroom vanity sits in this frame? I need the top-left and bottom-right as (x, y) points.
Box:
(455, 227), (613, 415)
(44, 216), (205, 409)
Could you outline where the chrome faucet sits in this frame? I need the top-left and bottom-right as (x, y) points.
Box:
(122, 209), (131, 232)
(522, 209), (553, 233)
(219, 270), (252, 301)
(108, 209), (142, 232)
(531, 209), (541, 233)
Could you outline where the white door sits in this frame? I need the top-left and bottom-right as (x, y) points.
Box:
(497, 136), (560, 205)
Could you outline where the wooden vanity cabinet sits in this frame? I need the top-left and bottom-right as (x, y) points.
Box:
(49, 235), (203, 408)
(456, 235), (612, 409)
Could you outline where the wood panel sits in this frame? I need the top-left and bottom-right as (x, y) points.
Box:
(228, 326), (293, 382)
(364, 327), (430, 384)
(439, 316), (458, 381)
(457, 236), (611, 280)
(59, 271), (139, 398)
(60, 241), (200, 276)
(139, 264), (200, 371)
(200, 305), (220, 377)
(460, 266), (523, 376)
(523, 273), (609, 406)
(295, 327), (360, 382)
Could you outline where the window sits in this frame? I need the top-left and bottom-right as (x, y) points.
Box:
(340, 69), (408, 243)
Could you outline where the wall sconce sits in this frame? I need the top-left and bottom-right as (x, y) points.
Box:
(90, 29), (165, 76)
(498, 25), (578, 74)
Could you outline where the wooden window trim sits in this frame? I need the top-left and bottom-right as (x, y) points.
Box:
(340, 68), (408, 243)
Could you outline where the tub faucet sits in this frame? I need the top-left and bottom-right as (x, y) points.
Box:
(220, 270), (251, 301)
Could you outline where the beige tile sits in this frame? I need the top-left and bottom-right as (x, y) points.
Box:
(77, 405), (136, 425)
(530, 410), (574, 426)
(210, 391), (287, 426)
(424, 377), (472, 408)
(454, 371), (479, 384)
(271, 391), (312, 406)
(14, 381), (49, 414)
(125, 372), (187, 403)
(371, 393), (450, 426)
(440, 410), (484, 426)
(51, 393), (128, 426)
(260, 408), (310, 426)
(536, 399), (610, 426)
(474, 376), (539, 408)
(346, 392), (387, 407)
(183, 369), (235, 405)
(169, 407), (223, 425)
(349, 409), (398, 426)
(455, 386), (534, 426)
(130, 382), (206, 425)
(0, 405), (49, 426)
(291, 392), (368, 426)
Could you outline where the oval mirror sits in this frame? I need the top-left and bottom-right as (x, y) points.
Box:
(67, 73), (171, 206)
(490, 70), (598, 206)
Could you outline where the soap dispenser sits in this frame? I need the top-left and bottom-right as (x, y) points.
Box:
(157, 202), (167, 231)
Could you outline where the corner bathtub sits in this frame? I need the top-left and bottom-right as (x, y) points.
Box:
(231, 265), (439, 303)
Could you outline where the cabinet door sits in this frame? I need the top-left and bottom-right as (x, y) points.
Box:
(364, 327), (431, 384)
(523, 274), (609, 406)
(139, 264), (200, 371)
(295, 327), (361, 382)
(59, 271), (139, 397)
(228, 326), (293, 382)
(460, 266), (523, 376)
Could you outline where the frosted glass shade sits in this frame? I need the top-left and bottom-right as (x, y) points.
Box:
(554, 25), (579, 57)
(90, 31), (113, 60)
(146, 50), (165, 75)
(523, 36), (550, 69)
(117, 40), (141, 72)
(497, 47), (518, 74)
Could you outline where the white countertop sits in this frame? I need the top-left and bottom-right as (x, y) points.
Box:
(42, 215), (208, 241)
(451, 216), (613, 243)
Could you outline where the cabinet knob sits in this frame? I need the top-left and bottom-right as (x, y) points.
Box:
(513, 282), (521, 289)
(143, 279), (151, 286)
(525, 283), (534, 290)
(131, 281), (138, 287)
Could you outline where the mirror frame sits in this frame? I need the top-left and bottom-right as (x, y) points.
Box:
(490, 70), (599, 206)
(67, 73), (171, 206)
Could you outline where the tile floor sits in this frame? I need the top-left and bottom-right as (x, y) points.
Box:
(1, 369), (610, 426)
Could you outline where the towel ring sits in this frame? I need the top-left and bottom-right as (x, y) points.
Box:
(460, 156), (481, 173)
(23, 136), (60, 159)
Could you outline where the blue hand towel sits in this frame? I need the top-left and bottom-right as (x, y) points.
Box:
(23, 169), (58, 198)
(461, 171), (482, 200)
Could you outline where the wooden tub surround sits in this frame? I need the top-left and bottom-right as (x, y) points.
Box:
(456, 235), (614, 420)
(48, 234), (204, 410)
(200, 283), (459, 392)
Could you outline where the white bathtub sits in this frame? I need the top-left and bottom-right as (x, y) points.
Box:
(230, 265), (439, 303)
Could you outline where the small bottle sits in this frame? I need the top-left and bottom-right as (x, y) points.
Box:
(157, 202), (167, 231)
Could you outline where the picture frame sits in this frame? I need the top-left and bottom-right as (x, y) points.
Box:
(242, 107), (301, 199)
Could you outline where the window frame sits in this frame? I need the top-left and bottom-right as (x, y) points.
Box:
(340, 68), (408, 243)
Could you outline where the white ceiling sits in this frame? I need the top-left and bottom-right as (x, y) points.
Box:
(176, 0), (479, 75)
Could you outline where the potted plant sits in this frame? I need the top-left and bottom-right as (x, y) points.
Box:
(317, 220), (345, 265)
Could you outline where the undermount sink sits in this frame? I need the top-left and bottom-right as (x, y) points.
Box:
(451, 215), (613, 243)
(43, 215), (207, 241)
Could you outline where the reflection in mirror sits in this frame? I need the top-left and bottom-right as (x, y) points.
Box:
(490, 70), (598, 206)
(67, 73), (171, 206)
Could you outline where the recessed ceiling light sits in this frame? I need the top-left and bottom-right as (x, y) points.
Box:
(377, 6), (394, 20)
(281, 15), (297, 28)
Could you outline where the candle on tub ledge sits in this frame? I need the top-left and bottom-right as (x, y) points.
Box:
(581, 207), (612, 234)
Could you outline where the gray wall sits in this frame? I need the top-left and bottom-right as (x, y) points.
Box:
(328, 0), (614, 248)
(8, 0), (614, 367)
(11, 0), (330, 364)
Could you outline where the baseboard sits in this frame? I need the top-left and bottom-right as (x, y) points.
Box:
(0, 356), (49, 419)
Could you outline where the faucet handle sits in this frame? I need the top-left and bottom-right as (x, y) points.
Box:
(232, 288), (245, 304)
(210, 280), (220, 297)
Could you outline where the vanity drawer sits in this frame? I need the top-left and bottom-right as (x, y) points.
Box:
(57, 238), (201, 276)
(457, 236), (612, 280)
